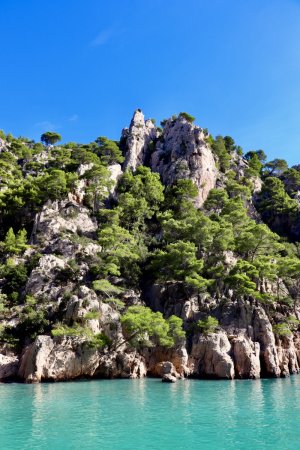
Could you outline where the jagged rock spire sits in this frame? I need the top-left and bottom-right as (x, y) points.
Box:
(122, 110), (218, 206)
(122, 109), (157, 171)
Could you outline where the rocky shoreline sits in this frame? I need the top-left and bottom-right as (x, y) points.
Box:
(1, 300), (300, 383)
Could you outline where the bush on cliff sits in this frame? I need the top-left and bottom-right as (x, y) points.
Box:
(120, 306), (185, 348)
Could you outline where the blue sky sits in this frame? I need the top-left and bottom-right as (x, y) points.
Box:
(1, 0), (300, 164)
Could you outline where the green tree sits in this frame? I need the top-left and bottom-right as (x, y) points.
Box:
(211, 136), (231, 172)
(97, 225), (144, 283)
(84, 165), (112, 211)
(234, 223), (283, 261)
(280, 168), (300, 197)
(41, 132), (62, 146)
(262, 159), (288, 177)
(120, 305), (185, 348)
(92, 279), (124, 297)
(150, 241), (211, 291)
(37, 170), (68, 201)
(245, 149), (267, 163)
(204, 189), (229, 213)
(223, 136), (235, 153)
(95, 137), (124, 165)
(2, 228), (28, 255)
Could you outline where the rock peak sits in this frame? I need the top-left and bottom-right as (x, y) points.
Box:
(122, 109), (157, 171)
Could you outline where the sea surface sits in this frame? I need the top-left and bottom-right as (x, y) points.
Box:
(0, 376), (300, 449)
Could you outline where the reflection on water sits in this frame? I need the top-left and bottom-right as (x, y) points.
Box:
(1, 377), (300, 449)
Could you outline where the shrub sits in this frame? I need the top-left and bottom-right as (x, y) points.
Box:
(87, 333), (112, 349)
(102, 297), (125, 311)
(51, 323), (87, 337)
(179, 112), (195, 123)
(197, 316), (219, 335)
(84, 311), (100, 320)
(51, 324), (111, 349)
(273, 323), (292, 337)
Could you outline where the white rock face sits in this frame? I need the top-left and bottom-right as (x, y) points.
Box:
(108, 163), (123, 197)
(151, 117), (217, 206)
(0, 353), (19, 380)
(18, 335), (147, 382)
(232, 334), (260, 379)
(0, 138), (7, 152)
(277, 334), (300, 376)
(25, 254), (67, 299)
(123, 110), (157, 171)
(31, 199), (97, 246)
(122, 111), (217, 206)
(18, 335), (100, 382)
(253, 307), (281, 377)
(189, 331), (235, 379)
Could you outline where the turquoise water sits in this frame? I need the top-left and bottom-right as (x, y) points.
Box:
(1, 377), (300, 450)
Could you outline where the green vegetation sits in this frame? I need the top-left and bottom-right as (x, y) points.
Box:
(41, 132), (62, 146)
(197, 316), (219, 335)
(120, 306), (185, 348)
(179, 112), (196, 123)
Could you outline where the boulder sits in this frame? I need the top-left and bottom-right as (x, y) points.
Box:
(0, 353), (19, 381)
(162, 374), (177, 383)
(144, 344), (189, 378)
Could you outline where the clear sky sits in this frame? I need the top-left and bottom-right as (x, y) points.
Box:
(1, 0), (300, 165)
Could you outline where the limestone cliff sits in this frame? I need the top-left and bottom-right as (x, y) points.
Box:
(0, 109), (299, 383)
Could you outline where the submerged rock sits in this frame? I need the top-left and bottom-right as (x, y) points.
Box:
(162, 373), (177, 383)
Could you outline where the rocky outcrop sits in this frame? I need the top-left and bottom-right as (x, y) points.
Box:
(0, 138), (7, 152)
(145, 283), (201, 321)
(122, 111), (218, 206)
(18, 335), (100, 382)
(95, 351), (147, 379)
(189, 331), (235, 379)
(25, 254), (68, 300)
(143, 344), (189, 378)
(231, 335), (260, 379)
(18, 335), (147, 382)
(277, 335), (300, 376)
(122, 109), (157, 171)
(151, 116), (217, 206)
(155, 361), (179, 379)
(30, 199), (97, 247)
(0, 353), (19, 381)
(253, 307), (281, 377)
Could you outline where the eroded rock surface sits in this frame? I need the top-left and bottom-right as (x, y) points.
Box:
(123, 109), (157, 171)
(150, 116), (217, 206)
(189, 331), (235, 379)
